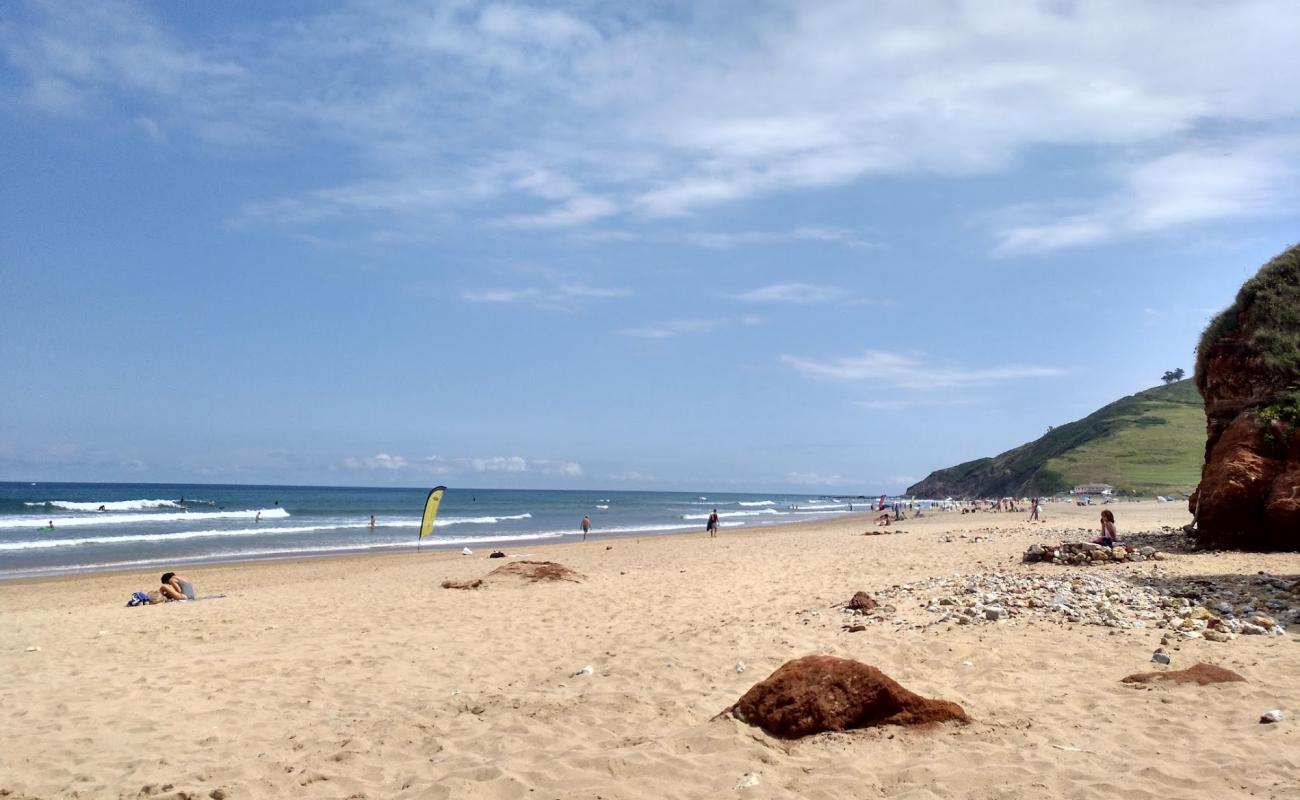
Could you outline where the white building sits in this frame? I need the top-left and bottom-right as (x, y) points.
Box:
(1071, 483), (1114, 496)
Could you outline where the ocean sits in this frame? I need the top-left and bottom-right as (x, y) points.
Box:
(0, 482), (865, 579)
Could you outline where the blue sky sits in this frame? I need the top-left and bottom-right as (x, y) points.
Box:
(2, 0), (1298, 492)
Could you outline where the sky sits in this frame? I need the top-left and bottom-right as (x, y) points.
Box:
(2, 0), (1299, 493)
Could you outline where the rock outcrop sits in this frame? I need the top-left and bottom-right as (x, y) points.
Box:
(441, 560), (584, 589)
(725, 655), (968, 738)
(1193, 243), (1300, 550)
(1121, 663), (1246, 686)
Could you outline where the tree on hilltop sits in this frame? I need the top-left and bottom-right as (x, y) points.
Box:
(1161, 368), (1185, 384)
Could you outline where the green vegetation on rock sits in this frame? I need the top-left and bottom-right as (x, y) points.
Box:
(1197, 243), (1300, 390)
(906, 380), (1204, 498)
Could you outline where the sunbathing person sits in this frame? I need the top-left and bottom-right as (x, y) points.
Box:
(159, 571), (196, 601)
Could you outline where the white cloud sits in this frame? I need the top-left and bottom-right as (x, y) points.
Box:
(345, 453), (409, 470)
(683, 225), (875, 249)
(7, 1), (1300, 241)
(781, 349), (1063, 390)
(342, 452), (581, 477)
(785, 471), (849, 487)
(461, 282), (631, 309)
(994, 137), (1300, 254)
(618, 319), (721, 339)
(470, 455), (528, 473)
(736, 282), (845, 304)
(608, 470), (657, 482)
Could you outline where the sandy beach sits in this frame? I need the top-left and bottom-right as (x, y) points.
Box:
(2, 500), (1298, 799)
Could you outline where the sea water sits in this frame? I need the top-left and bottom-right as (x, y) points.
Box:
(0, 482), (863, 579)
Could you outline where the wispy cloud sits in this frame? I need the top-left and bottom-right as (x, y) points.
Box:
(735, 282), (845, 304)
(461, 282), (630, 309)
(617, 319), (722, 339)
(855, 396), (981, 411)
(784, 471), (848, 487)
(993, 137), (1300, 254)
(344, 453), (581, 477)
(9, 2), (1300, 239)
(781, 350), (1063, 390)
(684, 226), (874, 249)
(343, 453), (409, 470)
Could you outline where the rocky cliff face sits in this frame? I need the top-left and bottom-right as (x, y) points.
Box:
(1193, 244), (1300, 550)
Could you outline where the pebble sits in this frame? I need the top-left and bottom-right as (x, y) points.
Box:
(1260, 709), (1284, 724)
(735, 662), (746, 674)
(1151, 650), (1171, 665)
(845, 567), (1293, 642)
(574, 665), (594, 677)
(25, 646), (40, 652)
(735, 772), (760, 790)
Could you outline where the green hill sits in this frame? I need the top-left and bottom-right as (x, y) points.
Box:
(906, 380), (1204, 498)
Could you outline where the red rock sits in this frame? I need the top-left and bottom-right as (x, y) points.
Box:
(725, 655), (968, 738)
(1121, 663), (1246, 686)
(846, 591), (878, 612)
(1193, 244), (1300, 552)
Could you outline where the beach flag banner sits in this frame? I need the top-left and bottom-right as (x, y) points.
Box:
(417, 486), (447, 552)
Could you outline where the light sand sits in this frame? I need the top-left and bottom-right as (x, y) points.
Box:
(2, 501), (1298, 799)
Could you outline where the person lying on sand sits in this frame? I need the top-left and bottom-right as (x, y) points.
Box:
(159, 571), (196, 601)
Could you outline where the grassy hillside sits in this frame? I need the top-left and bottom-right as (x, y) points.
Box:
(906, 380), (1204, 498)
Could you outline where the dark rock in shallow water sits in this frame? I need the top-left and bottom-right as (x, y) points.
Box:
(725, 655), (968, 738)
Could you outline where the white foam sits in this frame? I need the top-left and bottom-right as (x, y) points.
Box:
(24, 499), (183, 511)
(0, 523), (357, 551)
(595, 505), (610, 510)
(437, 513), (532, 526)
(0, 532), (570, 577)
(737, 500), (775, 506)
(681, 508), (780, 520)
(0, 507), (289, 530)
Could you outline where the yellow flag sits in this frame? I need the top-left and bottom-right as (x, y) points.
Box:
(419, 486), (447, 540)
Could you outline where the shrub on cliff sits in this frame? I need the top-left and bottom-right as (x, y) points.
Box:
(1196, 243), (1300, 393)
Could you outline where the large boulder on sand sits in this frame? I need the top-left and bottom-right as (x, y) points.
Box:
(725, 655), (968, 738)
(1193, 243), (1300, 550)
(1122, 663), (1246, 686)
(441, 560), (584, 589)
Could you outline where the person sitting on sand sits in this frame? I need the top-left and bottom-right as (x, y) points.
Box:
(874, 512), (892, 527)
(1094, 509), (1118, 547)
(159, 572), (196, 601)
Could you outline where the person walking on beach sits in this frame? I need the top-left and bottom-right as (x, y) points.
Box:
(706, 509), (719, 538)
(581, 515), (591, 540)
(1027, 497), (1040, 522)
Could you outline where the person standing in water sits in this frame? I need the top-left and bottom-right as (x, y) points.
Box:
(255, 511), (261, 524)
(581, 515), (591, 540)
(369, 514), (376, 530)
